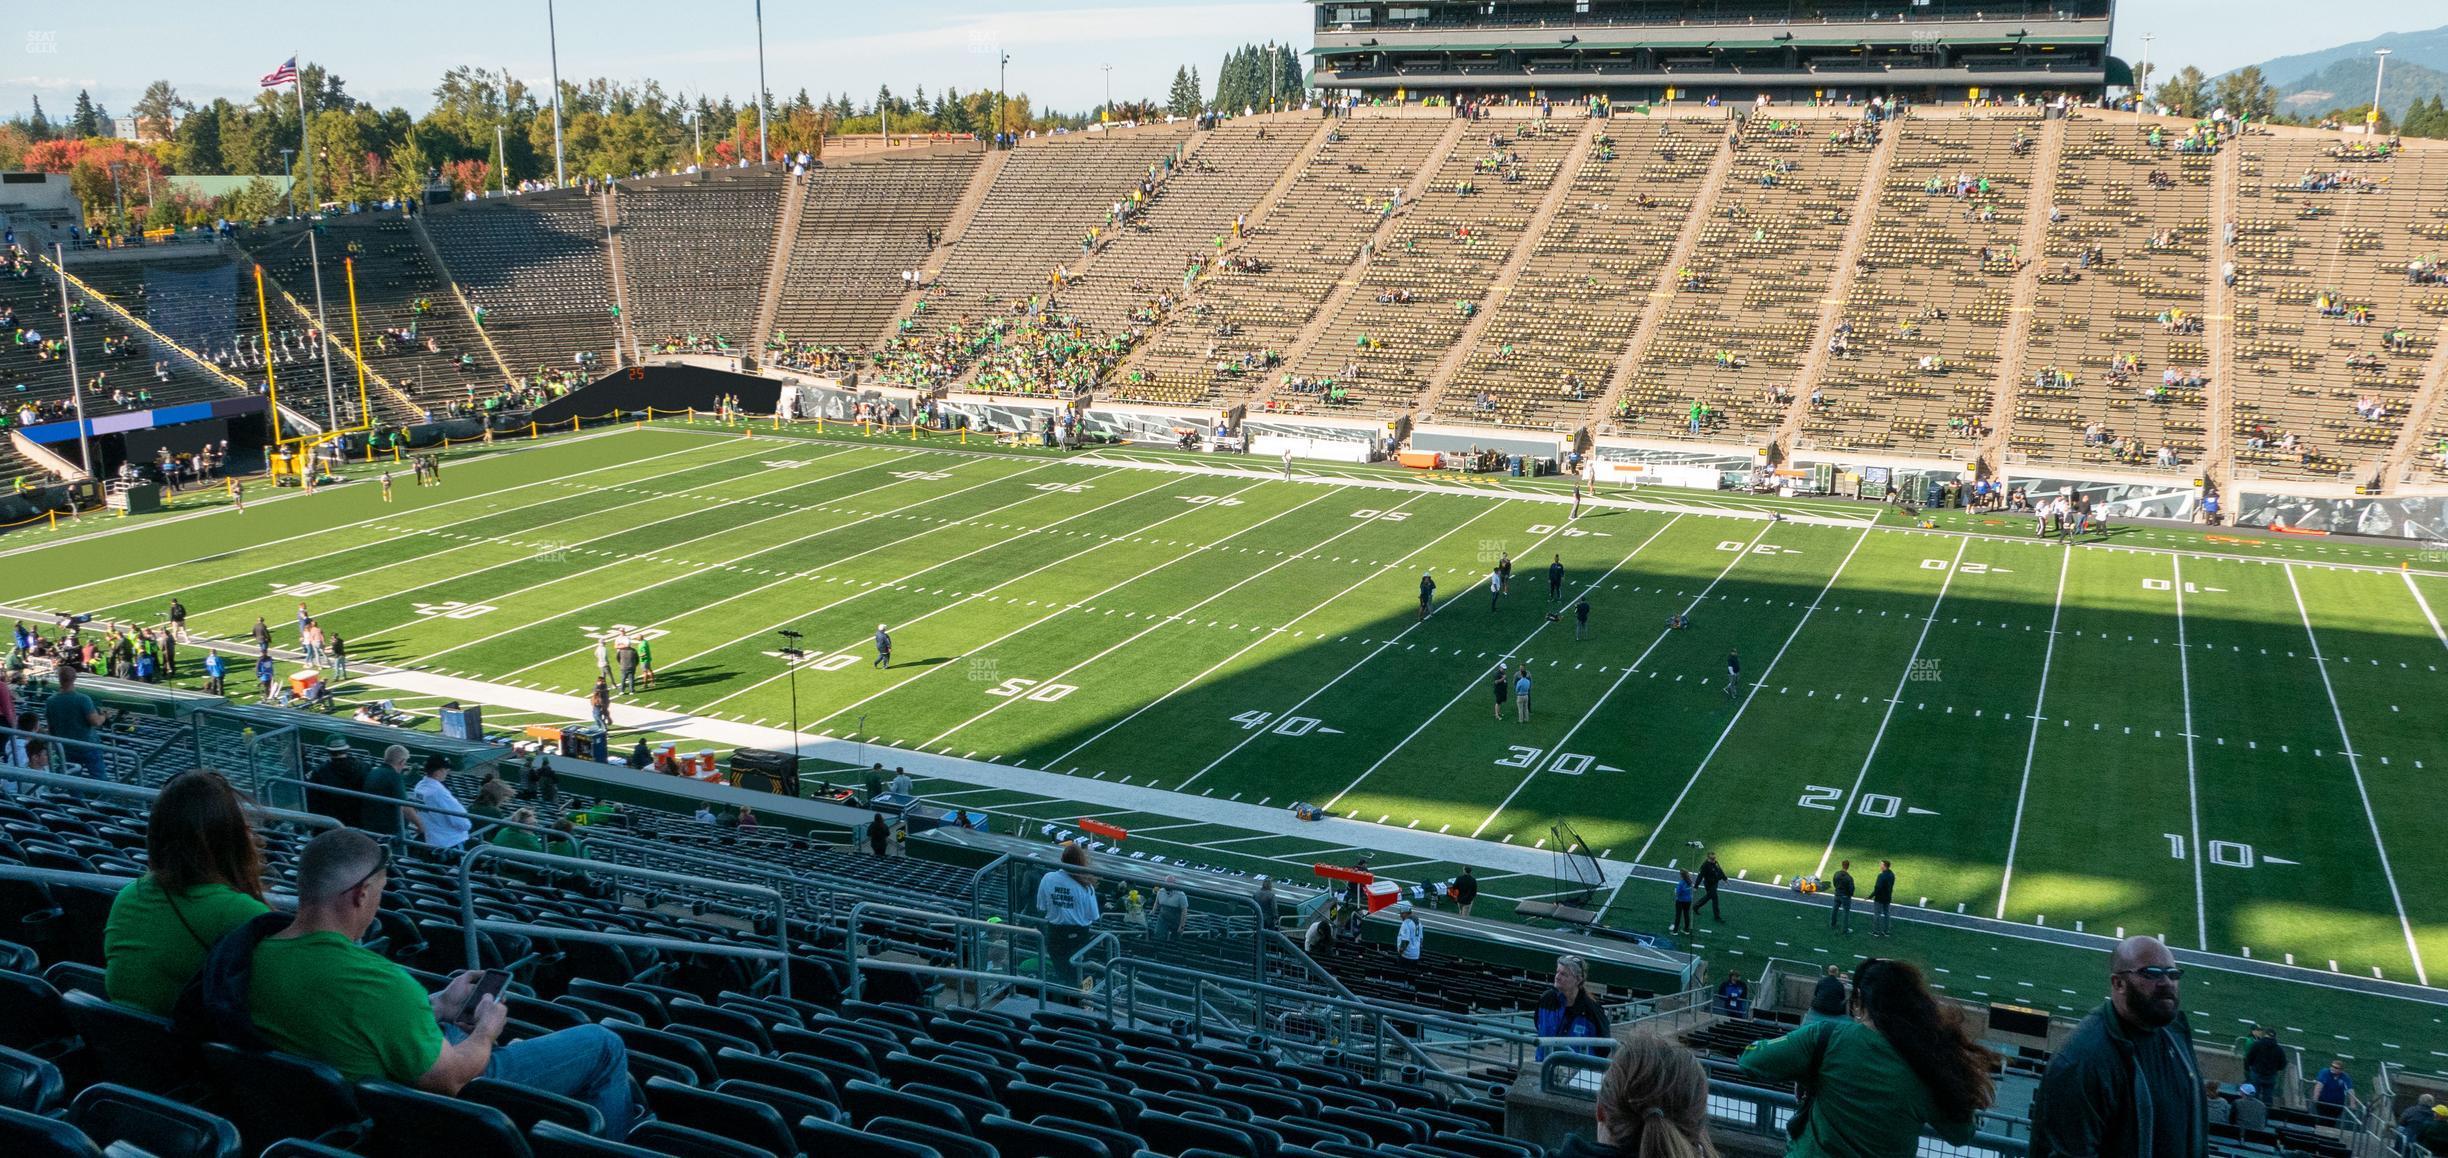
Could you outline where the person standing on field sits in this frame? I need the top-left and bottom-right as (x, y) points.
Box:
(167, 598), (188, 643)
(1829, 859), (1856, 934)
(1698, 852), (1726, 922)
(1724, 648), (1741, 699)
(595, 637), (613, 684)
(1548, 554), (1565, 601)
(1489, 566), (1504, 611)
(1514, 666), (1533, 721)
(1491, 665), (1511, 721)
(1871, 859), (1897, 936)
(1574, 595), (1591, 639)
(636, 635), (655, 688)
(873, 624), (892, 669)
(1419, 572), (1437, 620)
(615, 635), (639, 694)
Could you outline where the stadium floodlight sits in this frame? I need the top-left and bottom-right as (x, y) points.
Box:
(755, 0), (771, 163)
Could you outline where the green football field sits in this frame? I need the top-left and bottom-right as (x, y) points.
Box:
(12, 421), (2448, 1057)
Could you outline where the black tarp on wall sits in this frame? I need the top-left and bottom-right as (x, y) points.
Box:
(528, 364), (782, 426)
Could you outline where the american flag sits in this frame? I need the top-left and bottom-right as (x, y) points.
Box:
(260, 57), (298, 88)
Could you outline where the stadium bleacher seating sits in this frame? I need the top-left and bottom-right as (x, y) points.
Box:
(2010, 122), (2217, 472)
(771, 151), (981, 348)
(422, 193), (624, 375)
(616, 172), (788, 354)
(1605, 116), (1876, 445)
(1431, 119), (1716, 430)
(2229, 136), (2448, 482)
(1279, 116), (1581, 418)
(1120, 116), (1450, 407)
(1800, 118), (2042, 457)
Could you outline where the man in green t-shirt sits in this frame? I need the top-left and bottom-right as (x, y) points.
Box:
(249, 830), (638, 1135)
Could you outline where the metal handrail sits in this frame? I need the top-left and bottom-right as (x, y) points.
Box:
(0, 762), (343, 834)
(843, 900), (1053, 1004)
(455, 843), (794, 999)
(1093, 953), (1539, 1092)
(0, 720), (129, 782)
(1542, 1053), (2032, 1157)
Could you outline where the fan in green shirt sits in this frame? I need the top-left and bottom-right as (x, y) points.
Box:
(1738, 959), (1994, 1158)
(101, 770), (274, 1017)
(104, 877), (269, 1016)
(250, 929), (447, 1084)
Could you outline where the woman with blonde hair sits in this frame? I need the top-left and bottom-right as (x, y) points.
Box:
(1562, 1031), (1717, 1158)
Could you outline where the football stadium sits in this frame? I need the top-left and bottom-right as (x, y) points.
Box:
(3, 1), (2448, 1155)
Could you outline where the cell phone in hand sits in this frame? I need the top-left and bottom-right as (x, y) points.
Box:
(454, 970), (510, 1028)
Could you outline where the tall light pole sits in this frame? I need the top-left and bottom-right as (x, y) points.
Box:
(754, 0), (771, 163)
(776, 629), (804, 761)
(280, 148), (296, 217)
(495, 124), (508, 195)
(306, 227), (341, 428)
(53, 245), (91, 475)
(1102, 63), (1112, 122)
(2372, 48), (2392, 133)
(546, 0), (567, 186)
(2139, 32), (2154, 110)
(997, 51), (1010, 149)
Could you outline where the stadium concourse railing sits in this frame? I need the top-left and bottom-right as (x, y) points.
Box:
(1538, 1052), (2035, 1158)
(453, 841), (797, 998)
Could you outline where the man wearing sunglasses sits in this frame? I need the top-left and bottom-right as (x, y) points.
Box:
(2031, 935), (2205, 1158)
(246, 830), (641, 1137)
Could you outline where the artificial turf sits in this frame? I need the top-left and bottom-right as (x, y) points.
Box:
(11, 419), (2445, 1065)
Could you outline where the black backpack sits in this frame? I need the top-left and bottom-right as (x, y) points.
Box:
(170, 911), (291, 1049)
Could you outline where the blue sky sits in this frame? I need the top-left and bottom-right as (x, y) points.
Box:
(2, 1), (2429, 121)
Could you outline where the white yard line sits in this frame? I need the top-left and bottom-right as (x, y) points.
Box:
(1168, 510), (1662, 797)
(1812, 537), (1969, 876)
(700, 474), (1292, 719)
(918, 491), (1415, 750)
(1038, 500), (1509, 772)
(493, 460), (1123, 683)
(646, 470), (1192, 702)
(1993, 546), (2074, 920)
(802, 476), (1294, 729)
(0, 422), (662, 565)
(2171, 557), (2209, 951)
(2405, 571), (2448, 649)
(1628, 523), (1877, 867)
(1317, 514), (1694, 818)
(217, 443), (874, 628)
(15, 430), (754, 606)
(1469, 519), (1786, 840)
(2284, 564), (2429, 986)
(410, 459), (1053, 665)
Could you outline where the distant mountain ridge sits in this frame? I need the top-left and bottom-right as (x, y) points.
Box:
(2237, 25), (2448, 88)
(2218, 25), (2448, 119)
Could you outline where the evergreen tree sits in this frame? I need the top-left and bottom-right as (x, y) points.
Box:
(1168, 66), (1200, 117)
(69, 90), (105, 138)
(27, 95), (50, 140)
(2212, 66), (2276, 120)
(173, 98), (227, 173)
(2151, 65), (2209, 118)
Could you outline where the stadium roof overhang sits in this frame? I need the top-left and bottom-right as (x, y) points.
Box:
(2104, 56), (2137, 87)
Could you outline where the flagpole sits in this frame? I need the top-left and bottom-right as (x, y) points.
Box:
(294, 53), (313, 218)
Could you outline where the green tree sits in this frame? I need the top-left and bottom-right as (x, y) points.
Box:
(2151, 65), (2209, 118)
(69, 90), (106, 138)
(1168, 66), (1201, 117)
(27, 95), (51, 140)
(2212, 66), (2276, 120)
(131, 80), (188, 142)
(173, 98), (227, 173)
